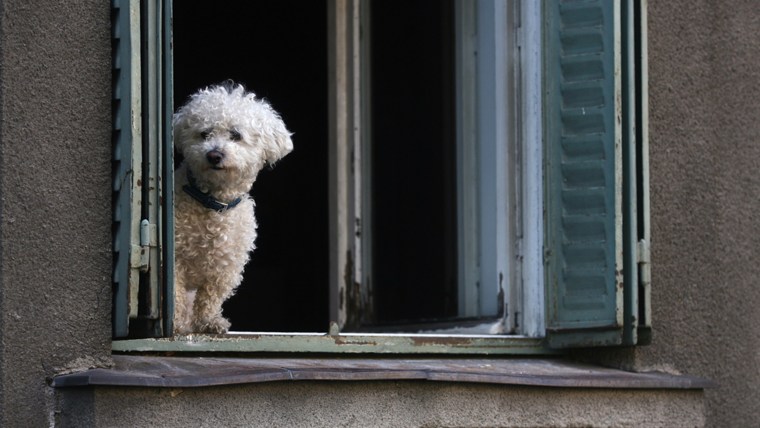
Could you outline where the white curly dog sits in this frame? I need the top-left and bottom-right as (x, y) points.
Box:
(172, 83), (293, 334)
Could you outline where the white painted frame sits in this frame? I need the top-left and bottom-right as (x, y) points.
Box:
(517, 0), (545, 337)
(329, 0), (544, 337)
(328, 0), (363, 330)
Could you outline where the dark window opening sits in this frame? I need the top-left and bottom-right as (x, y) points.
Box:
(369, 0), (459, 325)
(173, 0), (329, 332)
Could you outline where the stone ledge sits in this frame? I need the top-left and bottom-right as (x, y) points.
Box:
(52, 355), (713, 389)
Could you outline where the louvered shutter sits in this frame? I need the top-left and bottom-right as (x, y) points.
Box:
(112, 0), (174, 338)
(544, 0), (648, 348)
(112, 0), (141, 338)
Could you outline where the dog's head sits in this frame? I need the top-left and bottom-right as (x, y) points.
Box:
(173, 83), (293, 192)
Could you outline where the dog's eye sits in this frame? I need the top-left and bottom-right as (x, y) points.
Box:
(200, 129), (212, 140)
(230, 130), (242, 141)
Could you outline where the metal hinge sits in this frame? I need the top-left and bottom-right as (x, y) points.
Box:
(130, 219), (157, 273)
(637, 239), (651, 289)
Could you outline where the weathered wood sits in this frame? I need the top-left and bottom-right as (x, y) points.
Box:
(110, 333), (552, 355)
(52, 355), (714, 390)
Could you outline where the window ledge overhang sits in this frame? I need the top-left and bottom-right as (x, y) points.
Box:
(51, 355), (714, 390)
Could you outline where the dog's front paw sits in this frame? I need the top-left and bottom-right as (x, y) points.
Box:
(173, 323), (193, 335)
(194, 316), (231, 334)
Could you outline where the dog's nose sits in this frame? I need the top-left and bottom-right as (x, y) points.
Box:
(206, 149), (224, 165)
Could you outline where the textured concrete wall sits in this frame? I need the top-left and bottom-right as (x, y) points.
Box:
(631, 1), (760, 426)
(0, 0), (757, 427)
(0, 0), (113, 426)
(58, 382), (706, 428)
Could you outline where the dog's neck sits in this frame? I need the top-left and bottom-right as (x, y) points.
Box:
(183, 168), (245, 212)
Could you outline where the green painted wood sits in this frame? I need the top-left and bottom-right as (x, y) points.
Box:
(112, 0), (173, 338)
(112, 334), (555, 355)
(621, 0), (638, 346)
(160, 0), (175, 337)
(636, 0), (652, 345)
(544, 0), (624, 348)
(112, 0), (135, 338)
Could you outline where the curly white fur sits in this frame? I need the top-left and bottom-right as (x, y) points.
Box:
(173, 83), (293, 334)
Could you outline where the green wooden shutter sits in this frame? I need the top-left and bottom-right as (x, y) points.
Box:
(112, 0), (173, 338)
(544, 0), (648, 348)
(112, 0), (139, 338)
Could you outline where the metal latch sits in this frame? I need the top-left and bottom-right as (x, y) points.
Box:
(130, 219), (157, 273)
(637, 239), (651, 288)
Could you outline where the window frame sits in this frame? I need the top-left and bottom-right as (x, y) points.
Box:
(112, 0), (650, 354)
(330, 0), (543, 337)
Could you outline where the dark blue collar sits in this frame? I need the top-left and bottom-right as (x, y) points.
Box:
(182, 169), (243, 213)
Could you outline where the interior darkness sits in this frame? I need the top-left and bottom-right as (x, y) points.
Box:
(173, 1), (329, 332)
(370, 0), (459, 324)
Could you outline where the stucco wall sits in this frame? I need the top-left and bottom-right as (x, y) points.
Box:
(0, 0), (113, 426)
(0, 0), (757, 427)
(57, 381), (706, 428)
(632, 1), (760, 426)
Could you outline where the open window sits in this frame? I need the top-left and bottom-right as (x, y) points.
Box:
(334, 0), (524, 335)
(112, 0), (650, 351)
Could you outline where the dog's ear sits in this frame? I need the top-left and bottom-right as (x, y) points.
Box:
(172, 110), (204, 157)
(264, 126), (293, 165)
(172, 109), (191, 154)
(259, 105), (294, 165)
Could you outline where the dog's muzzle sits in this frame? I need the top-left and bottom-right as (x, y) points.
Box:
(206, 149), (225, 168)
